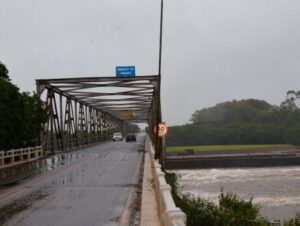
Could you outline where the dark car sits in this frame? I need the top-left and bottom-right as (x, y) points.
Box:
(126, 134), (136, 142)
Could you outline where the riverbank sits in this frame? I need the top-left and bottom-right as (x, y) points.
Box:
(165, 147), (300, 169)
(167, 144), (292, 154)
(170, 167), (300, 223)
(166, 172), (278, 226)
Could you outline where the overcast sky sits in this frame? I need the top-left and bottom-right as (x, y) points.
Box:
(1, 0), (300, 126)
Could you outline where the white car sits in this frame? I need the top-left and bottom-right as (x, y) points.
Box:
(112, 132), (123, 141)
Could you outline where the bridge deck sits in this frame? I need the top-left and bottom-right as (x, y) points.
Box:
(0, 137), (144, 226)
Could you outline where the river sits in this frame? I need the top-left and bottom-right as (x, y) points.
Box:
(173, 166), (300, 221)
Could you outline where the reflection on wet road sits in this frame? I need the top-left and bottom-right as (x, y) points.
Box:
(0, 138), (144, 226)
(0, 152), (88, 188)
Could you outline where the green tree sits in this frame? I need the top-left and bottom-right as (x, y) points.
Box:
(167, 98), (300, 146)
(127, 124), (140, 133)
(285, 125), (300, 145)
(190, 99), (273, 125)
(0, 62), (48, 150)
(0, 61), (10, 80)
(0, 78), (22, 149)
(281, 90), (300, 112)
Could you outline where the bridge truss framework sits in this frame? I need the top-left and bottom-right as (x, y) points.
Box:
(36, 75), (163, 163)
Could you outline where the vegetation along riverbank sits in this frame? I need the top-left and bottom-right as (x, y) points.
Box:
(165, 172), (300, 226)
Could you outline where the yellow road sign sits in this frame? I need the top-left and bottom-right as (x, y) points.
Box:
(154, 122), (168, 137)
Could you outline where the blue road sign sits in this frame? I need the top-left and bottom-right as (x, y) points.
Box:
(116, 66), (136, 77)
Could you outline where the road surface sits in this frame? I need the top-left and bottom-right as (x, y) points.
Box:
(0, 137), (144, 226)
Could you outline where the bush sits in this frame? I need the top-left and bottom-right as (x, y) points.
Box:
(165, 172), (271, 226)
(283, 213), (300, 226)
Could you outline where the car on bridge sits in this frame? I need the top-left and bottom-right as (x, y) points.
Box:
(112, 132), (123, 141)
(126, 134), (136, 142)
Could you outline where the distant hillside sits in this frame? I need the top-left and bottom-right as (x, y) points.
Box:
(167, 99), (300, 146)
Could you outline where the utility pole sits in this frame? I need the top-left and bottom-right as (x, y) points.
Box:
(158, 0), (164, 76)
(155, 0), (164, 166)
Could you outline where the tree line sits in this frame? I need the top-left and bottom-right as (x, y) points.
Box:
(127, 123), (140, 133)
(167, 98), (300, 146)
(0, 61), (48, 151)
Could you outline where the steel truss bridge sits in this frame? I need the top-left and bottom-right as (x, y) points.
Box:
(36, 0), (165, 163)
(36, 75), (164, 163)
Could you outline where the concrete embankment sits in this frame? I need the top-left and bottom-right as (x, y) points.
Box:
(165, 149), (300, 169)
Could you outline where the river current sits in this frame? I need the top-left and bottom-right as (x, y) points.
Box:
(173, 167), (300, 221)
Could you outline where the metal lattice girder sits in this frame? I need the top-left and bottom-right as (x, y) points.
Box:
(36, 76), (160, 154)
(37, 76), (158, 123)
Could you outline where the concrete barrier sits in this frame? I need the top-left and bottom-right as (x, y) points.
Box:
(146, 138), (186, 226)
(0, 146), (43, 169)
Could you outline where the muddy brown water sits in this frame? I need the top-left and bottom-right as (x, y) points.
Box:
(173, 167), (300, 222)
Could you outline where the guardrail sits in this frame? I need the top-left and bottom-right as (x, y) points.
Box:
(43, 132), (113, 154)
(0, 146), (43, 170)
(146, 138), (186, 226)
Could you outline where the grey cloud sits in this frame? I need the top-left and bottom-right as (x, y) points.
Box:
(1, 0), (300, 125)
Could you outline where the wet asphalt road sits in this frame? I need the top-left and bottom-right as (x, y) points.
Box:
(0, 137), (144, 226)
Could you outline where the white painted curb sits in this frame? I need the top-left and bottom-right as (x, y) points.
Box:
(146, 138), (186, 226)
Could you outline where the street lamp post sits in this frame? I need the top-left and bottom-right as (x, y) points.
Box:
(155, 0), (164, 166)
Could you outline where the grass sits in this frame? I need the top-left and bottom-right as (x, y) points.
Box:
(167, 144), (291, 153)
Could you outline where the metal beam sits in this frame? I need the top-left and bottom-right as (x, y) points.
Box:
(36, 75), (161, 156)
(37, 75), (158, 84)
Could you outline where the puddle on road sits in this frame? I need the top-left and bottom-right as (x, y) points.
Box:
(0, 189), (50, 225)
(51, 172), (74, 186)
(0, 152), (87, 188)
(0, 151), (90, 225)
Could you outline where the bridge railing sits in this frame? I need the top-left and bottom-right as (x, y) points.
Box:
(146, 137), (186, 226)
(0, 146), (43, 169)
(43, 131), (114, 154)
